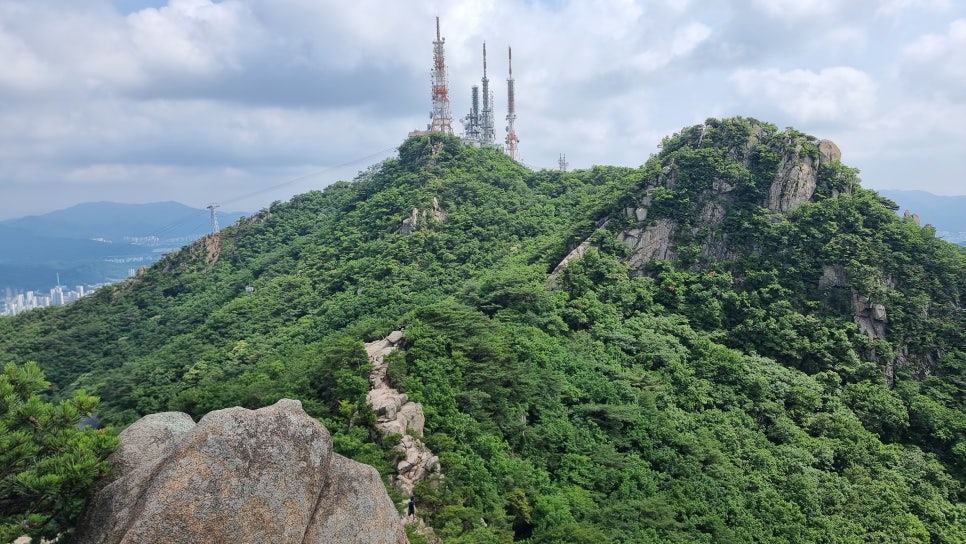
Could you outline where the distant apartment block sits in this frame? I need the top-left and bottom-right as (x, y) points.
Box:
(2, 283), (94, 316)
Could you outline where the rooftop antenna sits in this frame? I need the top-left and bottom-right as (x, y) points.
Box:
(429, 16), (454, 135)
(479, 42), (497, 147)
(207, 203), (220, 233)
(558, 153), (568, 172)
(504, 46), (519, 161)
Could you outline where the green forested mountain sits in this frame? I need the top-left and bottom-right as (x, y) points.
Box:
(1, 118), (964, 543)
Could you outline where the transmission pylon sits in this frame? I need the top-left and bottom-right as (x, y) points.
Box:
(207, 203), (220, 233)
(504, 46), (519, 161)
(558, 154), (568, 172)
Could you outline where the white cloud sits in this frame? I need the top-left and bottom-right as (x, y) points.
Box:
(1, 0), (966, 220)
(730, 66), (877, 124)
(876, 0), (950, 17)
(671, 22), (712, 57)
(749, 0), (841, 20)
(899, 19), (966, 98)
(0, 29), (55, 92)
(127, 0), (251, 77)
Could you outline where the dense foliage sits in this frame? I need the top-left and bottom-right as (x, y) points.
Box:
(1, 121), (964, 542)
(0, 362), (117, 543)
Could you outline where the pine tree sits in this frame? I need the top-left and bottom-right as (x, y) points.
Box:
(0, 362), (118, 543)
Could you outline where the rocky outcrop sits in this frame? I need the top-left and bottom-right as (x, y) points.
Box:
(903, 210), (921, 226)
(819, 264), (849, 289)
(74, 399), (406, 544)
(547, 239), (594, 288)
(766, 138), (841, 213)
(620, 218), (677, 269)
(366, 331), (439, 497)
(398, 197), (447, 234)
(852, 293), (888, 341)
(399, 208), (420, 235)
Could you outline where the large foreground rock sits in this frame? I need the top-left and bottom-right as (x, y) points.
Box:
(75, 399), (407, 544)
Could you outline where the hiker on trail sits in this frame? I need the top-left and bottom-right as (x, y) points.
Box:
(408, 497), (416, 519)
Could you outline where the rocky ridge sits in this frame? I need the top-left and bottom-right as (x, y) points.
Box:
(616, 123), (844, 271)
(366, 331), (440, 497)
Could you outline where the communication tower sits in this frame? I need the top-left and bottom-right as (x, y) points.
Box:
(558, 154), (568, 172)
(462, 85), (481, 144)
(429, 17), (454, 135)
(504, 46), (519, 161)
(479, 43), (497, 147)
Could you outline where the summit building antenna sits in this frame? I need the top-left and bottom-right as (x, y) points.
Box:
(504, 46), (519, 161)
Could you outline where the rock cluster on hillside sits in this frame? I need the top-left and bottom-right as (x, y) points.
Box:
(366, 331), (439, 497)
(74, 399), (406, 544)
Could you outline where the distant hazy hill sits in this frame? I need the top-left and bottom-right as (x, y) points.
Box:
(0, 201), (246, 243)
(878, 190), (966, 245)
(0, 202), (248, 291)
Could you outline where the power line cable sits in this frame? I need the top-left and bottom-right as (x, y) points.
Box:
(130, 146), (398, 242)
(219, 147), (397, 206)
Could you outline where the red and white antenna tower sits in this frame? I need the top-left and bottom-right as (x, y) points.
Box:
(429, 16), (454, 135)
(504, 46), (519, 161)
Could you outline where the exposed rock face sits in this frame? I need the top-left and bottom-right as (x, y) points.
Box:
(766, 138), (841, 213)
(903, 210), (921, 226)
(366, 332), (439, 497)
(547, 238), (594, 287)
(852, 293), (888, 340)
(620, 218), (678, 269)
(399, 208), (420, 235)
(546, 218), (612, 286)
(398, 198), (447, 234)
(75, 399), (406, 544)
(819, 264), (849, 289)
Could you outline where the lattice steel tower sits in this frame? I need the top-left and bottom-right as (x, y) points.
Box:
(479, 43), (497, 147)
(207, 203), (220, 233)
(462, 85), (481, 143)
(429, 17), (454, 134)
(504, 46), (519, 160)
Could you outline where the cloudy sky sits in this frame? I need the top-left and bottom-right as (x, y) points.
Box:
(1, 0), (963, 219)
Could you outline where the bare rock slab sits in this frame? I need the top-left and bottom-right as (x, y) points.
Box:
(75, 399), (406, 544)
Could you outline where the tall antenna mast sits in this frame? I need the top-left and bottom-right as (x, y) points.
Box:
(462, 84), (481, 144)
(479, 42), (496, 147)
(207, 203), (220, 233)
(504, 46), (519, 161)
(558, 154), (568, 172)
(429, 16), (454, 134)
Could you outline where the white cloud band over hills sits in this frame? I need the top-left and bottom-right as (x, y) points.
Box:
(0, 0), (963, 218)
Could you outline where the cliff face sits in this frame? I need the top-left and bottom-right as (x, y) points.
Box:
(552, 118), (956, 384)
(74, 399), (407, 544)
(615, 119), (847, 271)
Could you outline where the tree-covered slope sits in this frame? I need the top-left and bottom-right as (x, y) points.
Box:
(1, 121), (964, 543)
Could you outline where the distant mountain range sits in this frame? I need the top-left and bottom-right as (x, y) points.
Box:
(878, 190), (966, 245)
(0, 202), (248, 292)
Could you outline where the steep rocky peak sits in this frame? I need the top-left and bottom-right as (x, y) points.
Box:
(766, 135), (842, 213)
(613, 118), (850, 271)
